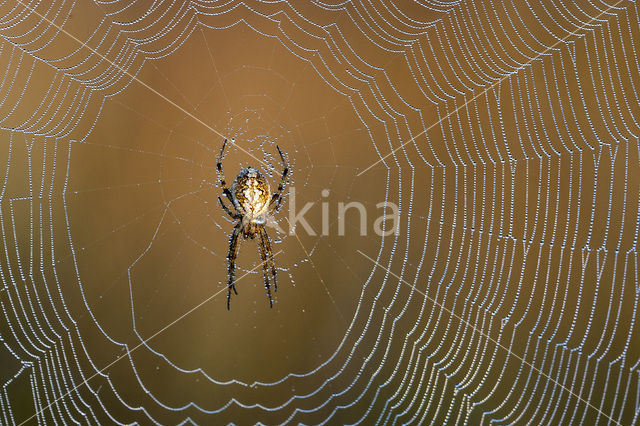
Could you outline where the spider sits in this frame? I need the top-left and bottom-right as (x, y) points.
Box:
(216, 139), (289, 310)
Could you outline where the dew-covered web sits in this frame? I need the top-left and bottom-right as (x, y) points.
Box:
(0, 0), (638, 424)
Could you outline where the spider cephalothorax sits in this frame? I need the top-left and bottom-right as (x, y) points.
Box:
(216, 140), (288, 309)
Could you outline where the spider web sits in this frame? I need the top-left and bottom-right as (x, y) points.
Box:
(0, 0), (638, 424)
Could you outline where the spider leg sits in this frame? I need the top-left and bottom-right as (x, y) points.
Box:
(227, 221), (242, 310)
(257, 225), (273, 308)
(216, 139), (235, 204)
(269, 145), (289, 212)
(218, 196), (240, 219)
(259, 226), (277, 293)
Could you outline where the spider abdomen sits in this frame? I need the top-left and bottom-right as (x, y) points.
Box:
(232, 167), (271, 218)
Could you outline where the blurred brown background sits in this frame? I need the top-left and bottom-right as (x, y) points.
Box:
(0, 1), (637, 424)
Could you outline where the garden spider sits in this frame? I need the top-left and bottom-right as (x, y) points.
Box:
(216, 139), (289, 309)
